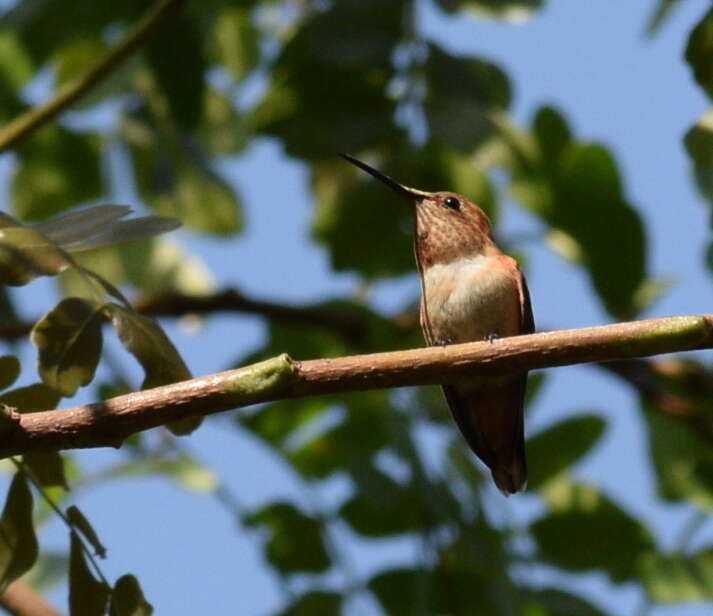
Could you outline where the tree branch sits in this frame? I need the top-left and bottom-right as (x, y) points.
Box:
(0, 0), (186, 153)
(0, 581), (62, 616)
(0, 314), (711, 458)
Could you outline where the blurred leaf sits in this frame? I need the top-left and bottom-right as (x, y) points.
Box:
(145, 15), (205, 130)
(684, 108), (713, 208)
(251, 0), (401, 158)
(67, 506), (106, 558)
(23, 551), (69, 593)
(12, 126), (101, 221)
(646, 0), (684, 36)
(424, 43), (510, 152)
(0, 473), (38, 592)
(198, 88), (250, 154)
(31, 297), (105, 396)
(213, 6), (260, 81)
(0, 227), (72, 286)
(100, 454), (217, 493)
(643, 403), (713, 508)
(0, 356), (20, 391)
(23, 452), (66, 489)
(340, 466), (428, 536)
(640, 548), (713, 602)
(0, 383), (61, 412)
(526, 414), (606, 490)
(532, 479), (654, 582)
(276, 591), (341, 616)
(686, 7), (713, 100)
(522, 587), (608, 616)
(124, 120), (242, 235)
(245, 502), (330, 575)
(69, 532), (110, 616)
(0, 32), (32, 121)
(289, 392), (393, 479)
(507, 107), (647, 318)
(434, 0), (543, 21)
(242, 397), (332, 448)
(110, 574), (153, 616)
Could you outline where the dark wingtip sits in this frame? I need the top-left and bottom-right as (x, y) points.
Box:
(491, 464), (527, 497)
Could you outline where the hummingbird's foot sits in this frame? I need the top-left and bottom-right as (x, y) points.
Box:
(434, 337), (455, 347)
(485, 331), (501, 343)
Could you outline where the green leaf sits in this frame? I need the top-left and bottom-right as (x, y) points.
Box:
(522, 587), (608, 616)
(23, 452), (67, 489)
(643, 402), (713, 507)
(110, 574), (153, 616)
(69, 532), (110, 616)
(0, 227), (72, 286)
(508, 108), (647, 318)
(526, 414), (606, 490)
(0, 356), (20, 391)
(251, 0), (401, 158)
(645, 0), (684, 36)
(67, 506), (106, 558)
(244, 502), (330, 575)
(684, 108), (713, 207)
(532, 479), (654, 582)
(434, 0), (543, 21)
(0, 383), (61, 412)
(340, 467), (427, 536)
(100, 454), (217, 493)
(212, 7), (260, 81)
(686, 7), (713, 100)
(424, 43), (510, 152)
(0, 473), (38, 592)
(145, 15), (205, 130)
(11, 125), (101, 221)
(276, 591), (341, 616)
(640, 548), (713, 602)
(104, 304), (198, 434)
(31, 297), (105, 396)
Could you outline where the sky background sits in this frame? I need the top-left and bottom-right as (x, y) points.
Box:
(2, 0), (713, 614)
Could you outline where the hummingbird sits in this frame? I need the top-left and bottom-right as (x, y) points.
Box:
(340, 153), (534, 495)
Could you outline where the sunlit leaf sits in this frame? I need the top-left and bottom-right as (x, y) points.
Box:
(0, 473), (38, 592)
(69, 532), (110, 616)
(212, 6), (260, 81)
(110, 574), (153, 616)
(31, 297), (105, 396)
(0, 227), (72, 286)
(67, 506), (106, 558)
(434, 0), (543, 21)
(244, 502), (330, 574)
(640, 548), (713, 602)
(526, 414), (606, 490)
(532, 479), (654, 582)
(684, 108), (713, 208)
(522, 587), (608, 616)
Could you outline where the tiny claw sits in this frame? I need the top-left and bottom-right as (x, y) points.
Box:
(435, 337), (454, 347)
(485, 331), (501, 343)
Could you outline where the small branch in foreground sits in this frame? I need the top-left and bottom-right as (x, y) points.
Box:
(0, 581), (62, 616)
(1, 314), (711, 458)
(0, 0), (186, 153)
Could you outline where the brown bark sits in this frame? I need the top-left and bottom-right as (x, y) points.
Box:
(0, 314), (710, 459)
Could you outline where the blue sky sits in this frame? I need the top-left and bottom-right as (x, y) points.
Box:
(3, 0), (713, 614)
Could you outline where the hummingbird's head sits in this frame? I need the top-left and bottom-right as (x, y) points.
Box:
(339, 153), (494, 266)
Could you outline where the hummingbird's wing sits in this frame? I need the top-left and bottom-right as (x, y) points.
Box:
(432, 266), (533, 496)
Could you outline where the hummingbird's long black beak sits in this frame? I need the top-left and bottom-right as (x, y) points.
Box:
(339, 153), (430, 201)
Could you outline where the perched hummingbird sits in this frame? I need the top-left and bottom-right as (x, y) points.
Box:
(340, 153), (534, 495)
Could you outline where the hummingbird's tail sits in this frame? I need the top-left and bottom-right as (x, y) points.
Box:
(442, 375), (528, 496)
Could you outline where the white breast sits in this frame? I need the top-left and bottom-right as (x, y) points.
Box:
(421, 254), (520, 344)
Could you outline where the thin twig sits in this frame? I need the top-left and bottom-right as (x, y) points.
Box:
(0, 314), (710, 458)
(0, 0), (186, 153)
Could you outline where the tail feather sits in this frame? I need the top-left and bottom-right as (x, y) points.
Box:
(442, 375), (528, 496)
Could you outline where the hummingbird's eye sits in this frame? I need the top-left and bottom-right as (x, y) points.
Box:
(444, 196), (460, 210)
